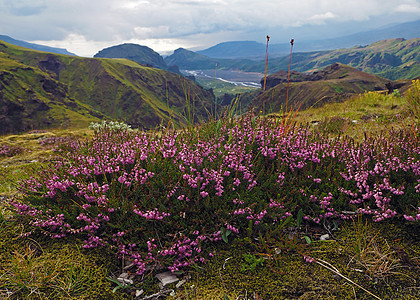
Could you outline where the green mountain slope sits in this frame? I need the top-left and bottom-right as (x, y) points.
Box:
(241, 63), (394, 113)
(0, 41), (215, 134)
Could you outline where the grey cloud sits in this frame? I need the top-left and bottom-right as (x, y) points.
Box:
(3, 0), (46, 16)
(1, 0), (419, 56)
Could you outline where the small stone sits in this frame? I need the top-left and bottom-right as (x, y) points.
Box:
(176, 279), (186, 289)
(123, 262), (135, 270)
(119, 272), (129, 279)
(320, 234), (330, 241)
(117, 277), (133, 285)
(156, 271), (179, 286)
(135, 289), (144, 297)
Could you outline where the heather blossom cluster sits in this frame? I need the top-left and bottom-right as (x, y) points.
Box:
(38, 136), (76, 149)
(12, 113), (420, 274)
(0, 144), (23, 157)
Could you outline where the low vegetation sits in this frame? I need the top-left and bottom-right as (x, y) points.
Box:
(1, 82), (420, 299)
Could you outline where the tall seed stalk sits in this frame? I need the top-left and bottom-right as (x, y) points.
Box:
(262, 35), (270, 115)
(285, 38), (294, 113)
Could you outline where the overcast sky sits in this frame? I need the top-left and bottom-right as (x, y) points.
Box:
(1, 0), (420, 57)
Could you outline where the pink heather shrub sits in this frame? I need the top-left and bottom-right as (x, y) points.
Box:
(12, 113), (420, 274)
(38, 136), (77, 150)
(0, 144), (24, 157)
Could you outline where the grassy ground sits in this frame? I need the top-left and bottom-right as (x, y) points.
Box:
(1, 90), (420, 299)
(278, 90), (413, 141)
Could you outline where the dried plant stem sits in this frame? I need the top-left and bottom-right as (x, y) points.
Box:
(313, 258), (383, 300)
(262, 35), (270, 115)
(285, 38), (294, 113)
(215, 63), (218, 118)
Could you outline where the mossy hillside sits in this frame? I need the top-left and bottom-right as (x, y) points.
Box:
(0, 46), (104, 133)
(0, 40), (216, 134)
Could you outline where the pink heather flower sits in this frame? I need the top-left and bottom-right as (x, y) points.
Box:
(232, 198), (244, 205)
(276, 172), (285, 185)
(133, 207), (170, 220)
(226, 224), (239, 234)
(303, 255), (314, 263)
(200, 191), (208, 198)
(147, 239), (157, 251)
(82, 204), (91, 210)
(268, 198), (284, 208)
(233, 178), (241, 186)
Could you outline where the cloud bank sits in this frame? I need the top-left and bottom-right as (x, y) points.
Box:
(0, 0), (419, 56)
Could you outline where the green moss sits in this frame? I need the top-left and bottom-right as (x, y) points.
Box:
(0, 218), (129, 299)
(167, 217), (420, 300)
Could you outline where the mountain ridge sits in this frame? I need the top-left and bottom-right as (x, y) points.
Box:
(195, 19), (420, 59)
(0, 35), (76, 56)
(165, 38), (420, 80)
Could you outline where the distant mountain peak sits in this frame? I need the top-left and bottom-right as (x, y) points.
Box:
(94, 43), (169, 71)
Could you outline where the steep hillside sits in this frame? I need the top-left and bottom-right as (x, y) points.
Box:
(0, 41), (215, 134)
(261, 70), (312, 89)
(242, 63), (393, 112)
